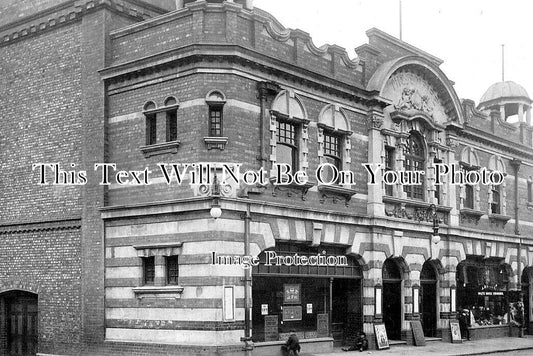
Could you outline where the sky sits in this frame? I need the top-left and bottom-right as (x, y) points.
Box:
(254, 0), (533, 104)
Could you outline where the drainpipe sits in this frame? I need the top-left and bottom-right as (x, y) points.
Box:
(511, 159), (522, 337)
(242, 204), (253, 355)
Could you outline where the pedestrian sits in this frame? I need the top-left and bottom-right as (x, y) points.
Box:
(459, 308), (471, 341)
(342, 331), (368, 352)
(281, 330), (301, 356)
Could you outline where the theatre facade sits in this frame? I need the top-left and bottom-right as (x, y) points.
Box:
(1, 0), (533, 355)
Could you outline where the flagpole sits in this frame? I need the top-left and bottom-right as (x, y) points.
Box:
(399, 0), (403, 40)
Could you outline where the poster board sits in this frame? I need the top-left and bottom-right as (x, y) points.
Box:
(283, 284), (301, 304)
(410, 321), (426, 346)
(317, 313), (329, 337)
(264, 315), (279, 341)
(374, 323), (389, 350)
(282, 305), (302, 321)
(450, 322), (462, 343)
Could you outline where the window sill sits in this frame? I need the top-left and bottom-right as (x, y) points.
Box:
(270, 178), (314, 201)
(139, 141), (181, 158)
(133, 286), (184, 299)
(488, 213), (512, 223)
(317, 184), (358, 206)
(203, 136), (228, 150)
(460, 208), (485, 224)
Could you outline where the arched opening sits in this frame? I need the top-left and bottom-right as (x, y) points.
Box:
(1, 290), (38, 356)
(382, 258), (403, 340)
(403, 131), (425, 200)
(251, 242), (363, 347)
(420, 261), (438, 337)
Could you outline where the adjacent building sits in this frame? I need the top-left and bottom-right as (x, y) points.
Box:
(1, 0), (533, 355)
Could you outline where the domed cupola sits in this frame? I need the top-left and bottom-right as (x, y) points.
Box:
(478, 81), (532, 123)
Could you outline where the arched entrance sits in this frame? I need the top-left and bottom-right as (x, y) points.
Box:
(420, 261), (437, 337)
(382, 258), (402, 340)
(1, 290), (38, 356)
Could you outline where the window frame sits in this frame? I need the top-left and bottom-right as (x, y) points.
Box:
(143, 256), (155, 286)
(276, 118), (299, 170)
(208, 104), (224, 137)
(166, 255), (180, 285)
(403, 132), (425, 200)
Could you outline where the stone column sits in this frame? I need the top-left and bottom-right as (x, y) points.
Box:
(527, 107), (532, 126)
(176, 0), (184, 9)
(445, 135), (459, 226)
(500, 104), (506, 121)
(366, 110), (385, 216)
(245, 0), (254, 9)
(519, 104), (525, 123)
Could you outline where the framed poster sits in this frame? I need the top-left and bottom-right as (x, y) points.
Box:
(374, 323), (389, 350)
(282, 305), (302, 321)
(450, 322), (462, 343)
(283, 284), (301, 304)
(264, 315), (279, 341)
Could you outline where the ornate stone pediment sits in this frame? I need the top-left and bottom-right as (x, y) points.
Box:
(383, 71), (448, 125)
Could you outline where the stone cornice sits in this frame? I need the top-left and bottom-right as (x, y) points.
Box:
(0, 0), (165, 47)
(459, 126), (533, 160)
(0, 217), (81, 235)
(99, 44), (388, 109)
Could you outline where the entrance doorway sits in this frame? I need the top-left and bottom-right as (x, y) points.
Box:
(332, 279), (362, 346)
(420, 261), (437, 337)
(522, 270), (530, 334)
(382, 259), (402, 340)
(3, 291), (38, 356)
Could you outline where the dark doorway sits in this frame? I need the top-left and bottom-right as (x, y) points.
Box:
(332, 279), (362, 346)
(522, 271), (530, 334)
(420, 261), (437, 337)
(4, 291), (38, 356)
(383, 259), (402, 340)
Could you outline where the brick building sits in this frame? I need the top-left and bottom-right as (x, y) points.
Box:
(1, 0), (533, 355)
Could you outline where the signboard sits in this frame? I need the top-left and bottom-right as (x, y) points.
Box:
(282, 305), (302, 321)
(261, 304), (268, 315)
(410, 321), (426, 346)
(317, 313), (329, 337)
(374, 324), (389, 350)
(264, 315), (279, 341)
(450, 322), (462, 343)
(477, 291), (504, 296)
(284, 284), (301, 304)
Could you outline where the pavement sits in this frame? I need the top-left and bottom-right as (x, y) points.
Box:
(302, 336), (533, 356)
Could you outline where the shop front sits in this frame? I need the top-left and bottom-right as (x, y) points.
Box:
(252, 241), (363, 349)
(456, 257), (513, 339)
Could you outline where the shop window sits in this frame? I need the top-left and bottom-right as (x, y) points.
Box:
(166, 255), (179, 285)
(456, 258), (511, 326)
(143, 256), (155, 285)
(384, 146), (395, 196)
(403, 132), (425, 200)
(252, 242), (362, 343)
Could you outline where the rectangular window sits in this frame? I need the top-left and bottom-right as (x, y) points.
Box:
(404, 158), (424, 200)
(209, 106), (223, 137)
(491, 185), (501, 214)
(527, 178), (533, 204)
(166, 255), (179, 285)
(276, 120), (298, 169)
(385, 147), (395, 196)
(166, 111), (177, 142)
(143, 256), (155, 285)
(146, 114), (157, 145)
(464, 185), (474, 209)
(323, 132), (341, 184)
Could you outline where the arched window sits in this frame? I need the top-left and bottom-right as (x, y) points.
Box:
(382, 259), (402, 281)
(205, 90), (226, 137)
(270, 90), (309, 173)
(403, 132), (425, 200)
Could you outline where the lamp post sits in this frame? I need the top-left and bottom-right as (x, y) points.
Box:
(429, 204), (440, 244)
(209, 177), (253, 354)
